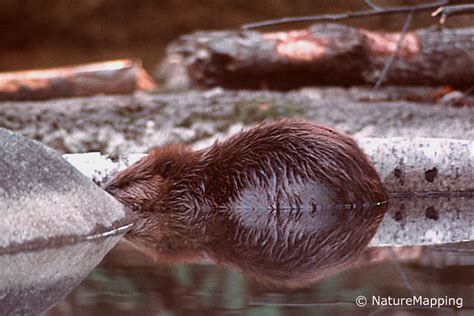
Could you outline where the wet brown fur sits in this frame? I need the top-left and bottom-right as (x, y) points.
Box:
(105, 119), (389, 287)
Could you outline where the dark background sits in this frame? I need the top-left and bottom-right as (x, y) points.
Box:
(1, 0), (472, 73)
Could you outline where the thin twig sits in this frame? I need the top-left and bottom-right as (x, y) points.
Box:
(373, 11), (414, 90)
(432, 4), (474, 24)
(242, 1), (448, 29)
(364, 0), (381, 11)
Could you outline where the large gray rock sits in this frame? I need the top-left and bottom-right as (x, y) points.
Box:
(0, 128), (132, 253)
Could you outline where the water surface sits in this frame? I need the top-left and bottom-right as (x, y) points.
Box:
(46, 240), (474, 315)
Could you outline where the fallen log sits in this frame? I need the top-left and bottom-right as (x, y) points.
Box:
(1, 89), (473, 154)
(0, 59), (157, 101)
(158, 24), (474, 89)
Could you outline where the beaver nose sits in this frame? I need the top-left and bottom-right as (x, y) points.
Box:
(105, 184), (119, 196)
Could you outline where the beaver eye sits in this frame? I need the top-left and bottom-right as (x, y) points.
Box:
(157, 160), (173, 178)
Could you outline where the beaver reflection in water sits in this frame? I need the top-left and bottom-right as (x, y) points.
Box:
(105, 119), (388, 287)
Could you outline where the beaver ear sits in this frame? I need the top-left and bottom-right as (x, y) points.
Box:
(157, 160), (174, 178)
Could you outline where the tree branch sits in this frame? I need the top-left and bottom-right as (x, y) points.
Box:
(242, 1), (448, 29)
(432, 4), (474, 24)
(364, 0), (381, 11)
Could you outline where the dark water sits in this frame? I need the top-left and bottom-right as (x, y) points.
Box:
(44, 241), (474, 316)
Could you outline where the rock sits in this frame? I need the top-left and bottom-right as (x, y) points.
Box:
(0, 234), (125, 315)
(0, 128), (132, 253)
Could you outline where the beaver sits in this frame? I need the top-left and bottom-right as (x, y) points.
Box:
(105, 119), (388, 287)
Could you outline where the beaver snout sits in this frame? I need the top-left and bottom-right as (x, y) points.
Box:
(104, 184), (119, 196)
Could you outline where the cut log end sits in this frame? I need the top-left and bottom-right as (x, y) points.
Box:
(0, 59), (158, 101)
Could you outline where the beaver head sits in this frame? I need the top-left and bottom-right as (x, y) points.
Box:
(105, 119), (388, 287)
(105, 144), (205, 263)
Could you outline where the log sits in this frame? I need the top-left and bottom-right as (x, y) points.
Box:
(1, 89), (473, 155)
(158, 24), (474, 89)
(0, 59), (157, 101)
(359, 137), (473, 194)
